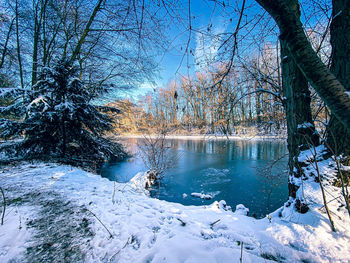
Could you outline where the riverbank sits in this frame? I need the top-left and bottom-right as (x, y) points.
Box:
(1, 151), (349, 262)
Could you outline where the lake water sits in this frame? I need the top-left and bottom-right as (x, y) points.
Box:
(100, 138), (288, 218)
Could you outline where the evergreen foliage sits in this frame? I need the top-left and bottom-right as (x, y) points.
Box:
(0, 59), (126, 168)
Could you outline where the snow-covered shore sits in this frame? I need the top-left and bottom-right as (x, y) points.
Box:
(0, 160), (349, 262)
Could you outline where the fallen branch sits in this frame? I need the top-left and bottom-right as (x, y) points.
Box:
(209, 219), (220, 228)
(176, 217), (186, 226)
(109, 236), (131, 261)
(0, 187), (5, 225)
(312, 149), (336, 232)
(86, 208), (113, 238)
(318, 195), (343, 210)
(240, 241), (244, 263)
(112, 182), (116, 204)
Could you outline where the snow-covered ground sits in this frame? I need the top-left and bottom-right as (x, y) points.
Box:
(0, 157), (349, 262)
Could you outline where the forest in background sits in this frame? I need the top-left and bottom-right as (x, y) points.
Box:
(106, 39), (328, 136)
(101, 1), (331, 136)
(0, 0), (337, 138)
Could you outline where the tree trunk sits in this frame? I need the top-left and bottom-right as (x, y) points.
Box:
(281, 34), (319, 197)
(326, 0), (350, 155)
(31, 0), (45, 87)
(255, 0), (350, 133)
(0, 18), (14, 69)
(255, 80), (262, 125)
(69, 0), (103, 63)
(15, 0), (24, 90)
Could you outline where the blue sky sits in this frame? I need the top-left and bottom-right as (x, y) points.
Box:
(109, 0), (332, 105)
(122, 0), (324, 102)
(123, 0), (253, 101)
(123, 0), (332, 103)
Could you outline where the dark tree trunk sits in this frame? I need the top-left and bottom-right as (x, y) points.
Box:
(256, 93), (262, 124)
(69, 0), (103, 63)
(281, 39), (319, 197)
(279, 0), (319, 198)
(0, 18), (14, 69)
(255, 0), (350, 133)
(32, 19), (39, 86)
(15, 0), (24, 90)
(32, 1), (43, 87)
(326, 0), (350, 155)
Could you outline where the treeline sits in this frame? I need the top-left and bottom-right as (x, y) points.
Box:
(108, 43), (327, 136)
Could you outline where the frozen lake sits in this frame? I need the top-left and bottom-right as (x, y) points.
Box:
(100, 138), (288, 218)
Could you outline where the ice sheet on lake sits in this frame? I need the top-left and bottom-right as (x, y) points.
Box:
(198, 168), (231, 186)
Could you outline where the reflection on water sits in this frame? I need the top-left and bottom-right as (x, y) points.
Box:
(100, 138), (288, 218)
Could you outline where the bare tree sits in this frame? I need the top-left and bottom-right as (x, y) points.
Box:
(137, 128), (177, 180)
(1, 0), (168, 97)
(255, 0), (350, 133)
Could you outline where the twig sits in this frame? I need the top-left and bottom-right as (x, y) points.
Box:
(209, 219), (220, 228)
(109, 236), (130, 261)
(112, 181), (116, 204)
(175, 0), (191, 75)
(212, 0), (246, 90)
(86, 208), (113, 238)
(0, 187), (5, 225)
(324, 135), (350, 217)
(309, 145), (336, 232)
(334, 158), (350, 217)
(176, 217), (186, 226)
(318, 195), (343, 210)
(240, 241), (244, 263)
(318, 206), (342, 220)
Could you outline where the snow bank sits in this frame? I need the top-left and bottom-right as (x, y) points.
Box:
(234, 204), (249, 215)
(129, 172), (150, 191)
(0, 162), (349, 263)
(129, 170), (158, 191)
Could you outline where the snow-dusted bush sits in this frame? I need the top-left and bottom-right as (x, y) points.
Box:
(0, 59), (126, 167)
(137, 130), (177, 179)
